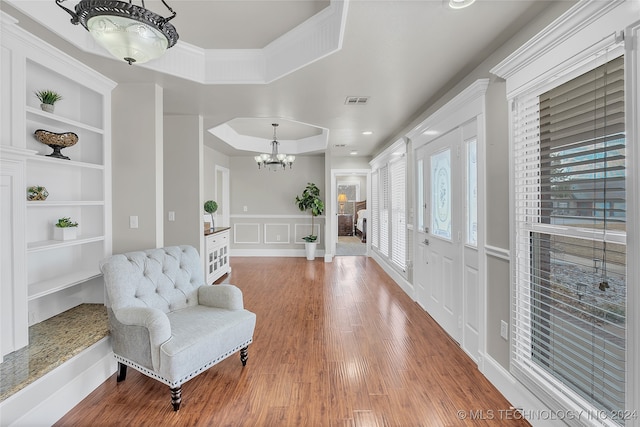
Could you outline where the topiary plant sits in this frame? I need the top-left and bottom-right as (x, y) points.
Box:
(204, 200), (218, 229)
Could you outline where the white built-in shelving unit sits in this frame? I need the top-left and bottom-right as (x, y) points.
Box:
(1, 11), (116, 352)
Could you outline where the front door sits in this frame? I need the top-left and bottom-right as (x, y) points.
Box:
(414, 130), (462, 342)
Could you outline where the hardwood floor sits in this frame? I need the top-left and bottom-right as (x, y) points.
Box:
(56, 256), (529, 426)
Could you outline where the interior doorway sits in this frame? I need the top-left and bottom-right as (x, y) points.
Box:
(331, 170), (370, 257)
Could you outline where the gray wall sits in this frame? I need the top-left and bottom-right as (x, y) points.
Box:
(229, 155), (325, 216)
(229, 155), (326, 250)
(163, 115), (203, 252)
(484, 79), (512, 367)
(112, 83), (164, 254)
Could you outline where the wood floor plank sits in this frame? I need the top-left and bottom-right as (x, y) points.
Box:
(54, 256), (529, 426)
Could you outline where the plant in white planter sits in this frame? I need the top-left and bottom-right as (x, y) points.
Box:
(53, 216), (78, 241)
(204, 200), (218, 231)
(35, 89), (63, 113)
(295, 182), (325, 260)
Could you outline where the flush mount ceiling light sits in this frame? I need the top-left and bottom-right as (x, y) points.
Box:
(55, 0), (179, 65)
(448, 0), (476, 9)
(254, 124), (295, 171)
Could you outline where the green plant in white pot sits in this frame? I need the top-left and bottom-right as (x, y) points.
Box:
(35, 89), (62, 113)
(204, 200), (218, 231)
(295, 182), (325, 260)
(53, 216), (78, 241)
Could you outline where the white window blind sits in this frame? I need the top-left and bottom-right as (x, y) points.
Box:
(512, 53), (626, 421)
(379, 165), (389, 257)
(390, 156), (407, 271)
(371, 170), (379, 250)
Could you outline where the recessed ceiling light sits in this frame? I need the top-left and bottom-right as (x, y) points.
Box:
(350, 151), (358, 155)
(448, 0), (476, 9)
(362, 131), (373, 135)
(423, 130), (439, 136)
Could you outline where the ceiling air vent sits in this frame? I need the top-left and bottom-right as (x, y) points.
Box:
(334, 144), (347, 148)
(345, 96), (369, 105)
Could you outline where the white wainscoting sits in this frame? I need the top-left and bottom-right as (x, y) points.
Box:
(233, 223), (260, 244)
(264, 223), (290, 244)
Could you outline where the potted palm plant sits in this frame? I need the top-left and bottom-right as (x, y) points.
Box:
(295, 182), (325, 260)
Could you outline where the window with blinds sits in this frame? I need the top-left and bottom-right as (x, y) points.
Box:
(512, 53), (626, 421)
(390, 156), (407, 271)
(379, 165), (389, 257)
(371, 170), (379, 250)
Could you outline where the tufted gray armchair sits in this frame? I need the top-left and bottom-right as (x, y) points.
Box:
(99, 245), (256, 411)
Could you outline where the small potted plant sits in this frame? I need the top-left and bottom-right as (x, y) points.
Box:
(295, 182), (325, 260)
(204, 200), (218, 232)
(35, 89), (63, 113)
(53, 216), (78, 240)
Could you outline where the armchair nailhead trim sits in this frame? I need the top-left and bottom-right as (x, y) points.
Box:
(112, 338), (253, 388)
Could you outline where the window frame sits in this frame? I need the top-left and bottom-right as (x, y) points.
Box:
(510, 44), (628, 422)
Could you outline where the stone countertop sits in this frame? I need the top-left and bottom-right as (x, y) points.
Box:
(0, 304), (109, 402)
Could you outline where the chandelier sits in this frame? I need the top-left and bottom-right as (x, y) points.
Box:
(55, 0), (179, 65)
(254, 124), (295, 171)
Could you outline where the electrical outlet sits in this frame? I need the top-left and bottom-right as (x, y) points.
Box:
(276, 234), (281, 241)
(129, 215), (139, 229)
(500, 320), (509, 340)
(243, 205), (248, 212)
(168, 211), (175, 221)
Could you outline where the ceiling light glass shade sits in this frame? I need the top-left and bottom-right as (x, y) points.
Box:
(286, 155), (295, 163)
(87, 16), (168, 64)
(56, 0), (179, 65)
(448, 0), (476, 9)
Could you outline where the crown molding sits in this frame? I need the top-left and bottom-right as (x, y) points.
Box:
(490, 0), (621, 80)
(405, 78), (489, 142)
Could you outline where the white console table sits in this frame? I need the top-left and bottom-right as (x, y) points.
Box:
(204, 228), (230, 284)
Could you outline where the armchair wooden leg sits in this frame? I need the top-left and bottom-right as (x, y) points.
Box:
(170, 387), (182, 411)
(240, 347), (249, 366)
(116, 362), (127, 382)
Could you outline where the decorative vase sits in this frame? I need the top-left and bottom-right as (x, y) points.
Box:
(40, 103), (55, 113)
(53, 226), (77, 241)
(27, 186), (49, 201)
(34, 129), (78, 160)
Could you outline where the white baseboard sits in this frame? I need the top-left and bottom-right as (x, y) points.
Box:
(370, 252), (414, 297)
(480, 354), (560, 427)
(231, 248), (325, 258)
(0, 337), (116, 427)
